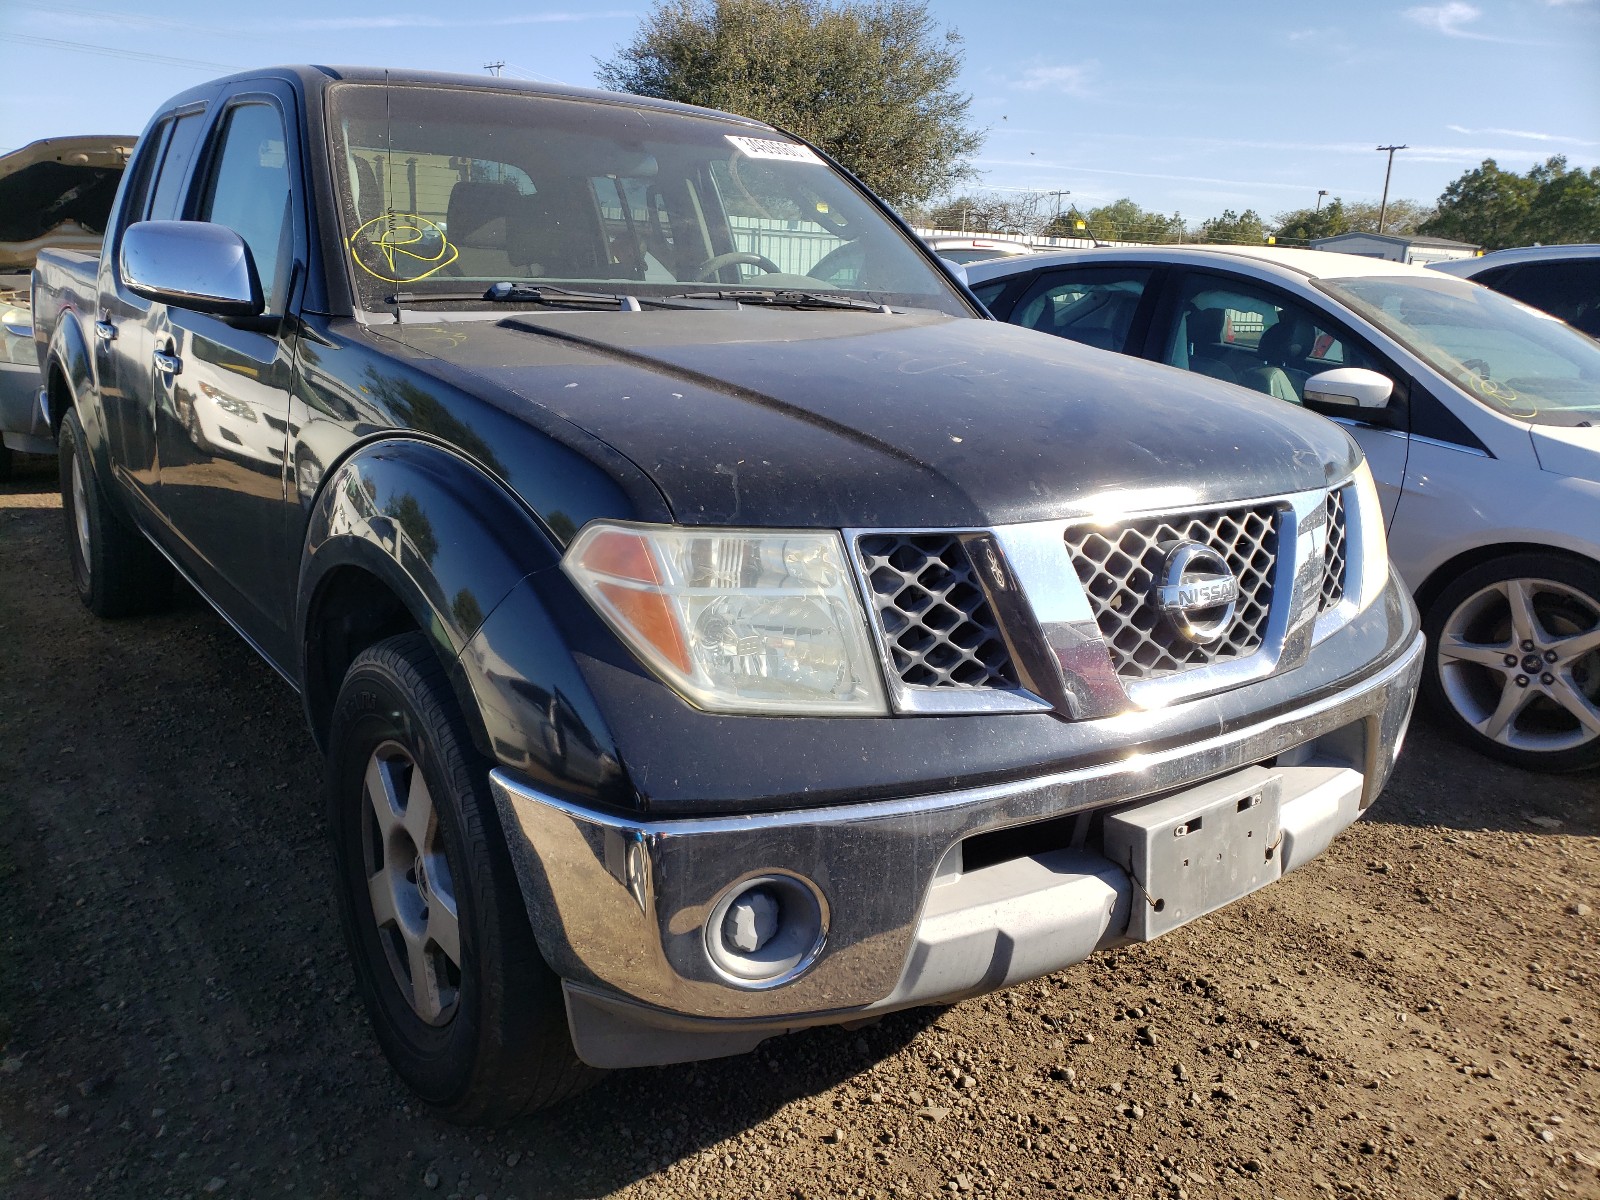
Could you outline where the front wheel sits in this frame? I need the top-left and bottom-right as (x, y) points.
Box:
(327, 632), (596, 1123)
(1422, 554), (1600, 773)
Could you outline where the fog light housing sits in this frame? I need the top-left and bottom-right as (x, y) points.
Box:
(704, 874), (828, 987)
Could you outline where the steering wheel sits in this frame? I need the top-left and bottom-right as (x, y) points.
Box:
(692, 251), (781, 282)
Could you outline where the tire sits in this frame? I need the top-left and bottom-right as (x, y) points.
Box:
(1422, 553), (1600, 773)
(57, 407), (172, 617)
(0, 442), (12, 483)
(327, 631), (597, 1123)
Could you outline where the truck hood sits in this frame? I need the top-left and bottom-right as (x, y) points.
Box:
(377, 307), (1359, 529)
(0, 136), (135, 273)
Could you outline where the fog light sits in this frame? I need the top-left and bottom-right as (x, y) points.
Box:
(723, 886), (780, 954)
(704, 874), (828, 987)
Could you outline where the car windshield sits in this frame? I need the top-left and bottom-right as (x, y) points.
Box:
(325, 83), (967, 317)
(1320, 274), (1600, 427)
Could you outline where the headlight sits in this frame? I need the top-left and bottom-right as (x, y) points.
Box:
(1350, 458), (1389, 613)
(564, 522), (889, 715)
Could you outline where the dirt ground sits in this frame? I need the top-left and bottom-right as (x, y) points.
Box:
(2, 453), (1597, 1200)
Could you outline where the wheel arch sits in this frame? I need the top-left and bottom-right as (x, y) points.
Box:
(1413, 541), (1600, 621)
(296, 438), (605, 784)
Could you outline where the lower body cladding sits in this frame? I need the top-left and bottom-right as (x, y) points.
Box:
(490, 633), (1424, 1070)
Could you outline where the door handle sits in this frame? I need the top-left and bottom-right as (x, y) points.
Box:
(94, 320), (117, 342)
(153, 349), (182, 376)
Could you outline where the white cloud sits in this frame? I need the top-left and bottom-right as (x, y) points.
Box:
(1404, 2), (1496, 37)
(1012, 63), (1095, 95)
(1447, 124), (1600, 145)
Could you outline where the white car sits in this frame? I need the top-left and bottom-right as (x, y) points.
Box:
(968, 245), (1600, 772)
(924, 236), (1035, 265)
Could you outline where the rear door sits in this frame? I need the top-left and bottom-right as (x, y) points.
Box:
(999, 265), (1156, 355)
(98, 105), (208, 503)
(152, 86), (305, 656)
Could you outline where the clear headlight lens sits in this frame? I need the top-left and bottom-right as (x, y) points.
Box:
(564, 522), (889, 715)
(1350, 458), (1389, 612)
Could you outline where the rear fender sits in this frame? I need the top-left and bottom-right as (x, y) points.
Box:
(46, 310), (107, 471)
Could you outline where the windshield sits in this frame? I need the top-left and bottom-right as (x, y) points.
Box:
(325, 83), (968, 317)
(1320, 275), (1600, 428)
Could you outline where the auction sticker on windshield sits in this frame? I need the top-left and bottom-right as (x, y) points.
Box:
(726, 135), (823, 164)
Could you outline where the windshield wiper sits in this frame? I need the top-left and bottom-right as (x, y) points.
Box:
(387, 283), (690, 311)
(670, 288), (893, 313)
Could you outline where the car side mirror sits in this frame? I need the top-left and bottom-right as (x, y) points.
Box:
(120, 220), (265, 319)
(1303, 367), (1394, 409)
(939, 257), (970, 285)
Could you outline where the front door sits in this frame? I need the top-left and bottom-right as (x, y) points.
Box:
(151, 95), (303, 656)
(1154, 269), (1411, 524)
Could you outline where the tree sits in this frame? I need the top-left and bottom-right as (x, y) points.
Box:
(1272, 197), (1433, 243)
(1420, 158), (1538, 250)
(1042, 197), (1186, 243)
(917, 191), (1050, 235)
(1521, 157), (1600, 246)
(1196, 208), (1268, 245)
(595, 0), (983, 207)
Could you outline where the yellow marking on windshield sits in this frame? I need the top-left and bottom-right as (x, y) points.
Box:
(348, 213), (459, 283)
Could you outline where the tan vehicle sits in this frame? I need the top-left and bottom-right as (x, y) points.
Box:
(1, 135), (133, 478)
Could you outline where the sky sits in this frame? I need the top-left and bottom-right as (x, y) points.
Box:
(2, 0), (1597, 223)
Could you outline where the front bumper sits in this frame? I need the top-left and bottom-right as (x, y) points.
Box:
(490, 630), (1424, 1069)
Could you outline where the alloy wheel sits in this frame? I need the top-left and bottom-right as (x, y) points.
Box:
(1436, 577), (1600, 754)
(361, 741), (462, 1024)
(70, 453), (91, 572)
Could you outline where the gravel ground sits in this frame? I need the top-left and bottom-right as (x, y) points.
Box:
(2, 454), (1597, 1200)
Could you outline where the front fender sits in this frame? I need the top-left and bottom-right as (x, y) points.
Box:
(297, 437), (627, 802)
(299, 437), (562, 660)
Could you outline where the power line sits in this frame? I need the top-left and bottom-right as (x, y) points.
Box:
(0, 32), (237, 72)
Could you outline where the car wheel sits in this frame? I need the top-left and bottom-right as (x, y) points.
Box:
(57, 407), (173, 617)
(0, 442), (12, 483)
(327, 631), (597, 1123)
(1422, 554), (1600, 773)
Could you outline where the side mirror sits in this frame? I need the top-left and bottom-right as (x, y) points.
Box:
(120, 221), (264, 319)
(1303, 367), (1394, 409)
(939, 257), (970, 285)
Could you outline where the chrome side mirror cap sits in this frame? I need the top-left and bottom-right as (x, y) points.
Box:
(1304, 367), (1394, 409)
(120, 220), (264, 319)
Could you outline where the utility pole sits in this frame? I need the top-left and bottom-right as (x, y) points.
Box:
(1376, 145), (1407, 233)
(1315, 189), (1328, 212)
(484, 61), (505, 76)
(1048, 189), (1071, 223)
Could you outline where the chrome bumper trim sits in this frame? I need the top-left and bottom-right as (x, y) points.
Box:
(489, 631), (1423, 1024)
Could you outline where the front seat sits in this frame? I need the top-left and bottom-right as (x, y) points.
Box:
(1184, 308), (1240, 383)
(445, 181), (526, 279)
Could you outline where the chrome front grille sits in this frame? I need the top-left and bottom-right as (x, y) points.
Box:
(1063, 504), (1281, 680)
(1320, 487), (1348, 611)
(854, 533), (1019, 690)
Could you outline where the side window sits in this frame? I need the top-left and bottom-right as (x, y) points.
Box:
(1491, 261), (1600, 337)
(146, 111), (207, 222)
(1009, 267), (1152, 353)
(1162, 273), (1381, 406)
(970, 280), (1008, 310)
(197, 103), (294, 312)
(118, 120), (170, 230)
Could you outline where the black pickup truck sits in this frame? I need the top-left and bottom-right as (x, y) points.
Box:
(32, 66), (1423, 1123)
